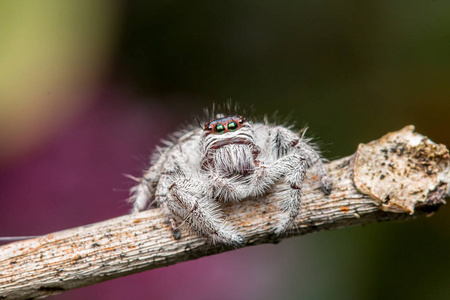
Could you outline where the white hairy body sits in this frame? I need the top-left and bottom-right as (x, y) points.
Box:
(131, 115), (331, 245)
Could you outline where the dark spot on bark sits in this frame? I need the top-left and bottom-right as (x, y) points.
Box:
(380, 174), (385, 180)
(172, 230), (181, 240)
(91, 243), (100, 248)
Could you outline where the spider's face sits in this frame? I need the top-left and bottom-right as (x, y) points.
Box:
(201, 115), (256, 153)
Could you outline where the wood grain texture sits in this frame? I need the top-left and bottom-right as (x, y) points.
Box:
(0, 126), (448, 300)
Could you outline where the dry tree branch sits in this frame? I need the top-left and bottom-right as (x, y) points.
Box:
(0, 126), (448, 300)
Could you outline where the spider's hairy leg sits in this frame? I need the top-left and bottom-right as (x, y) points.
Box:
(211, 173), (247, 201)
(267, 126), (332, 234)
(130, 179), (151, 213)
(272, 156), (308, 234)
(271, 126), (332, 194)
(130, 133), (196, 213)
(274, 189), (303, 235)
(294, 140), (332, 194)
(210, 152), (322, 200)
(167, 177), (245, 245)
(130, 166), (161, 213)
(152, 171), (183, 239)
(209, 160), (297, 200)
(219, 153), (309, 234)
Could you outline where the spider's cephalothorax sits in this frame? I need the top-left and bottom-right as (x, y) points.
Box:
(131, 113), (331, 245)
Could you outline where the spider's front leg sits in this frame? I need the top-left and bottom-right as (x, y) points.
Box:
(162, 176), (245, 245)
(269, 127), (332, 234)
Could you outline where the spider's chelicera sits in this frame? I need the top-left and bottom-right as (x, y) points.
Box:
(131, 113), (331, 245)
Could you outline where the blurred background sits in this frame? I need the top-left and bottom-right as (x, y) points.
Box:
(1, 1), (449, 299)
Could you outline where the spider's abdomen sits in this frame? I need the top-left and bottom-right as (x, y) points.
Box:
(212, 144), (256, 177)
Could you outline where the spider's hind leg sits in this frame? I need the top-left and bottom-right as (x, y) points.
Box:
(130, 178), (154, 213)
(130, 167), (161, 213)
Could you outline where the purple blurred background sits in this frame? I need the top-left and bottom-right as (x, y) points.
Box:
(1, 1), (450, 299)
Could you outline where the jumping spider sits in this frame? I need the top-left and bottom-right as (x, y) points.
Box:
(131, 113), (331, 245)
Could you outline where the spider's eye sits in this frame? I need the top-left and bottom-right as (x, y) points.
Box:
(227, 121), (238, 132)
(215, 123), (226, 134)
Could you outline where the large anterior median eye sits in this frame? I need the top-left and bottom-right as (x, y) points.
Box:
(227, 121), (237, 131)
(215, 123), (226, 134)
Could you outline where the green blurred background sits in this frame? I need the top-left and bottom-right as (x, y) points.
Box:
(1, 1), (449, 299)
